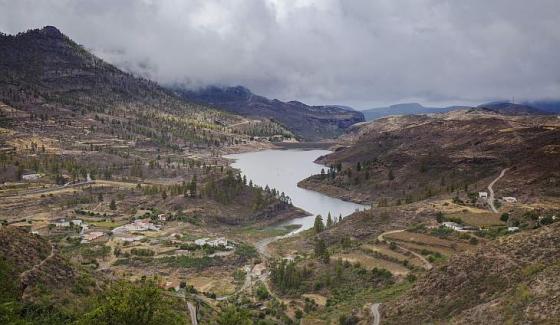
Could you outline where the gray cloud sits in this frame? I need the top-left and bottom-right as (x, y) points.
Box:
(1, 0), (559, 108)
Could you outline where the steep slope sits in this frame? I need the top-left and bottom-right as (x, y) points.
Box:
(174, 85), (365, 140)
(0, 226), (93, 304)
(382, 222), (560, 324)
(0, 26), (258, 149)
(300, 109), (560, 204)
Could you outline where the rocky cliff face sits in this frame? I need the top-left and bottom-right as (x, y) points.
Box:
(174, 85), (365, 141)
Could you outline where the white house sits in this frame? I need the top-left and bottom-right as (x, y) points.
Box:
(53, 219), (70, 228)
(112, 219), (160, 234)
(194, 237), (233, 249)
(442, 222), (464, 231)
(478, 192), (488, 199)
(207, 237), (228, 247)
(507, 227), (520, 232)
(22, 173), (41, 181)
(194, 238), (209, 246)
(502, 197), (517, 203)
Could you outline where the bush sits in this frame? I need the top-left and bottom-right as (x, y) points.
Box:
(500, 213), (510, 222)
(236, 243), (258, 259)
(79, 279), (185, 324)
(130, 248), (155, 256)
(255, 283), (270, 300)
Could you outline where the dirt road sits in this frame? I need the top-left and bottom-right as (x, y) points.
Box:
(487, 168), (508, 213)
(377, 229), (433, 270)
(371, 303), (381, 325)
(187, 302), (198, 325)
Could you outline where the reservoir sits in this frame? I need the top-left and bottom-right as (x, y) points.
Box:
(225, 149), (368, 234)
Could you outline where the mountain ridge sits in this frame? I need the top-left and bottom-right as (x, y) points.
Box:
(173, 85), (365, 141)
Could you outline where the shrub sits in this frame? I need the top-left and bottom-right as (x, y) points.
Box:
(500, 213), (510, 222)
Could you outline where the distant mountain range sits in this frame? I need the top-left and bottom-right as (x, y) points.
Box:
(361, 103), (461, 121)
(173, 85), (365, 141)
(361, 101), (558, 121)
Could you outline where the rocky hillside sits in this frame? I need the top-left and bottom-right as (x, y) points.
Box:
(300, 109), (560, 204)
(174, 85), (365, 140)
(0, 226), (92, 304)
(382, 222), (560, 324)
(0, 26), (268, 149)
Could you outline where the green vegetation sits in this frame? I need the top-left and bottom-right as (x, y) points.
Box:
(313, 215), (325, 234)
(79, 279), (185, 325)
(235, 243), (258, 259)
(1, 256), (184, 325)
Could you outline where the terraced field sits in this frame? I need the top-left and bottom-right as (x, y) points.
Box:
(361, 244), (425, 268)
(382, 230), (474, 258)
(332, 252), (410, 275)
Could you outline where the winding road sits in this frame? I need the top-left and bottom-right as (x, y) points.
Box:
(377, 229), (433, 270)
(487, 168), (508, 213)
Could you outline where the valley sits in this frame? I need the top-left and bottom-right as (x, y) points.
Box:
(1, 24), (559, 325)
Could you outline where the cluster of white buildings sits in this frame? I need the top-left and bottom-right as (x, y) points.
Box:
(441, 222), (479, 232)
(53, 218), (89, 234)
(112, 219), (160, 234)
(194, 237), (234, 250)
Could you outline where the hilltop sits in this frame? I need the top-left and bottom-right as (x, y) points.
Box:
(300, 108), (560, 205)
(360, 101), (555, 121)
(0, 26), (294, 150)
(174, 85), (365, 140)
(361, 102), (459, 121)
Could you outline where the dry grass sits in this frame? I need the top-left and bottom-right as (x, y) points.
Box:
(384, 231), (456, 248)
(361, 244), (425, 268)
(302, 293), (328, 306)
(448, 211), (504, 227)
(393, 241), (457, 256)
(188, 275), (236, 296)
(332, 252), (409, 275)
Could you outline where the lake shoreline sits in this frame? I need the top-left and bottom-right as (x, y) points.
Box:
(224, 149), (368, 234)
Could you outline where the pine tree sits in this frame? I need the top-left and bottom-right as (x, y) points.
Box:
(326, 212), (333, 227)
(313, 215), (325, 234)
(314, 239), (330, 264)
(188, 176), (197, 197)
(109, 199), (117, 210)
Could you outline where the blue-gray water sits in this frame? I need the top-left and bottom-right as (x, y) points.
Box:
(225, 149), (368, 234)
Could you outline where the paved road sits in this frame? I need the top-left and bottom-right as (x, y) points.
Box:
(371, 303), (381, 325)
(487, 168), (508, 213)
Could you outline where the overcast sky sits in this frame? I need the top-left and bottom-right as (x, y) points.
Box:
(1, 0), (559, 108)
